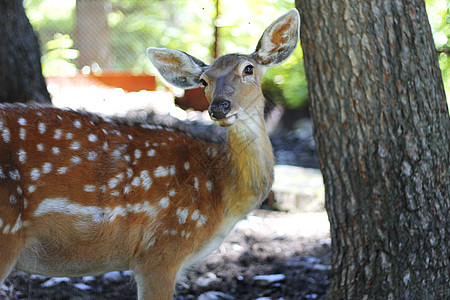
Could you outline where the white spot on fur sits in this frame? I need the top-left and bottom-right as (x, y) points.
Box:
(54, 129), (62, 139)
(3, 224), (11, 234)
(184, 162), (190, 170)
(87, 151), (98, 161)
(134, 149), (142, 159)
(9, 169), (20, 181)
(159, 197), (170, 209)
(42, 162), (52, 174)
(88, 134), (98, 142)
(28, 185), (36, 193)
(169, 189), (176, 197)
(147, 149), (156, 157)
(10, 195), (17, 205)
(140, 170), (152, 191)
(70, 141), (81, 150)
(197, 215), (207, 227)
(65, 132), (74, 140)
(191, 209), (200, 221)
(37, 144), (44, 151)
(206, 181), (213, 191)
(124, 184), (132, 194)
(193, 177), (199, 190)
(131, 176), (141, 186)
(18, 118), (27, 126)
(110, 191), (120, 197)
(84, 185), (96, 192)
(30, 168), (41, 181)
(0, 167), (5, 178)
(154, 166), (169, 177)
(38, 123), (46, 134)
(108, 178), (119, 189)
(111, 149), (121, 157)
(127, 168), (133, 178)
(57, 167), (68, 174)
(10, 215), (23, 234)
(18, 149), (26, 163)
(169, 165), (176, 175)
(2, 128), (10, 143)
(20, 128), (26, 140)
(52, 147), (60, 155)
(71, 156), (82, 164)
(73, 120), (82, 128)
(176, 208), (189, 224)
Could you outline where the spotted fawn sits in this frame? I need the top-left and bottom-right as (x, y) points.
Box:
(0, 9), (300, 299)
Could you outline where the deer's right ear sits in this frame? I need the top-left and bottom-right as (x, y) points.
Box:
(253, 9), (300, 68)
(147, 47), (208, 89)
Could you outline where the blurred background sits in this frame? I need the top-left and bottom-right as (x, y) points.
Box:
(23, 0), (449, 113)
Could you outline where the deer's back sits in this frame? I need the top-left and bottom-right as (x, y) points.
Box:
(0, 104), (228, 276)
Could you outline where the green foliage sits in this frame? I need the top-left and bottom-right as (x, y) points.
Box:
(24, 0), (449, 109)
(41, 33), (78, 77)
(426, 0), (450, 106)
(262, 50), (308, 108)
(107, 0), (215, 74)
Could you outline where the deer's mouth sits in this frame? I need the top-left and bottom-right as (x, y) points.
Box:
(215, 113), (238, 127)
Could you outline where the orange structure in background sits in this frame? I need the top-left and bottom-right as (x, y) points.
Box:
(46, 73), (211, 112)
(46, 72), (156, 93)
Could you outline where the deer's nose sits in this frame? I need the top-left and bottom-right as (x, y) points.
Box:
(209, 99), (231, 120)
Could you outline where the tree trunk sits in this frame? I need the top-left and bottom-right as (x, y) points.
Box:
(0, 0), (50, 104)
(295, 1), (449, 299)
(74, 0), (113, 70)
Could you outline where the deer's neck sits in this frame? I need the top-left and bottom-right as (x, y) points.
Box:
(224, 113), (274, 217)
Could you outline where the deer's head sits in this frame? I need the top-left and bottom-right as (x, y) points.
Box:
(147, 9), (300, 127)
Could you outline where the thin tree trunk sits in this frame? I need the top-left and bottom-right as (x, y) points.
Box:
(295, 1), (449, 299)
(74, 0), (113, 70)
(0, 0), (50, 104)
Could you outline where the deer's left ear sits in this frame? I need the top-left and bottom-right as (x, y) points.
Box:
(147, 47), (208, 89)
(253, 8), (300, 68)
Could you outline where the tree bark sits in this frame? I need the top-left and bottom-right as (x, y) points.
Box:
(0, 0), (50, 104)
(295, 1), (449, 299)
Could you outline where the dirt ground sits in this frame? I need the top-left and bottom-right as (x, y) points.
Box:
(1, 210), (330, 300)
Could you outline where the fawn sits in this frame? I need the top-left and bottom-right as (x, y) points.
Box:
(0, 9), (300, 299)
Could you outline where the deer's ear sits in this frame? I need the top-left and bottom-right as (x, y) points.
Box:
(253, 9), (300, 68)
(147, 47), (208, 89)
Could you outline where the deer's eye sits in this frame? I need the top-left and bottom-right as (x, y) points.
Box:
(243, 65), (254, 75)
(199, 79), (208, 87)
